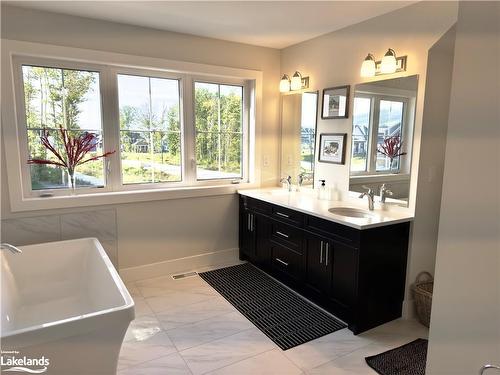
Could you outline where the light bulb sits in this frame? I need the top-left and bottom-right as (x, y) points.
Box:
(360, 54), (376, 77)
(380, 49), (397, 74)
(290, 71), (302, 91)
(279, 74), (290, 93)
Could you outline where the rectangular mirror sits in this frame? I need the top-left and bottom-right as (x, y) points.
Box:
(349, 75), (418, 206)
(280, 91), (318, 187)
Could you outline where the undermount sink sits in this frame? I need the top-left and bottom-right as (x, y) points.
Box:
(328, 207), (374, 218)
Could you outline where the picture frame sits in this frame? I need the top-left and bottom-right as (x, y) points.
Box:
(321, 85), (350, 119)
(318, 133), (347, 164)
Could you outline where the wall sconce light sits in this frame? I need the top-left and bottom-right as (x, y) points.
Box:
(279, 71), (309, 92)
(380, 49), (398, 74)
(360, 49), (407, 77)
(360, 54), (376, 77)
(279, 74), (290, 93)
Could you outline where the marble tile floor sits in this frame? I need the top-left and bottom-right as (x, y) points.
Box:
(119, 265), (428, 375)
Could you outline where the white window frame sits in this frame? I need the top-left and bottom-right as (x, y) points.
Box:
(12, 56), (114, 197)
(2, 40), (261, 212)
(191, 77), (249, 184)
(350, 92), (412, 177)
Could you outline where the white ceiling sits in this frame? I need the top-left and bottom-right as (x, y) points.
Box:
(6, 1), (415, 49)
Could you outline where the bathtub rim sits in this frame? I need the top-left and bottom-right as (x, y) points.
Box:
(1, 237), (135, 339)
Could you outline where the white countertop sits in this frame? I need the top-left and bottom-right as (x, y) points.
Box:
(238, 188), (414, 230)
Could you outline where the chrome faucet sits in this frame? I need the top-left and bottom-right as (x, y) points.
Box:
(298, 173), (304, 188)
(379, 183), (394, 203)
(280, 175), (292, 192)
(1, 243), (22, 254)
(359, 186), (375, 211)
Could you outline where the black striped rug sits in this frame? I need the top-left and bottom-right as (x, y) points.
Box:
(199, 263), (346, 350)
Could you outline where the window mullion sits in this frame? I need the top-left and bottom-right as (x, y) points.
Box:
(102, 67), (122, 191)
(369, 97), (380, 173)
(182, 75), (196, 185)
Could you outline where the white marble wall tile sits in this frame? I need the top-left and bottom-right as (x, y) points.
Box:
(61, 209), (116, 241)
(100, 239), (118, 268)
(1, 215), (60, 245)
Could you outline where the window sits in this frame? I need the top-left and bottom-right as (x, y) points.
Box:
(350, 94), (407, 175)
(194, 82), (244, 180)
(117, 74), (182, 184)
(22, 65), (105, 190)
(376, 100), (404, 172)
(12, 56), (253, 201)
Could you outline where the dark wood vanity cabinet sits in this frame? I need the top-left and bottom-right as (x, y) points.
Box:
(239, 194), (410, 334)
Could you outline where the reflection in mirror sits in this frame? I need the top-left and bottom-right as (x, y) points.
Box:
(349, 75), (418, 206)
(280, 91), (318, 187)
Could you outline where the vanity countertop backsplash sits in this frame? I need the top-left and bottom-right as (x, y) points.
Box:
(238, 188), (414, 230)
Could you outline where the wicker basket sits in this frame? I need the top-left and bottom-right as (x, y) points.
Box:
(412, 272), (434, 327)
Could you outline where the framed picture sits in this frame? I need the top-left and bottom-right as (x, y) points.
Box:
(321, 85), (350, 119)
(318, 133), (347, 164)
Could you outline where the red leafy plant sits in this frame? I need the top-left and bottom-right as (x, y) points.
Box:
(27, 125), (115, 190)
(378, 135), (407, 171)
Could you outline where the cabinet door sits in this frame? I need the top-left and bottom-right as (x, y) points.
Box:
(240, 210), (256, 259)
(330, 241), (358, 308)
(305, 234), (332, 295)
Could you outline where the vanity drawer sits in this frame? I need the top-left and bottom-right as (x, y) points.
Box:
(241, 196), (272, 215)
(305, 215), (360, 246)
(271, 205), (304, 226)
(271, 221), (302, 252)
(271, 243), (303, 281)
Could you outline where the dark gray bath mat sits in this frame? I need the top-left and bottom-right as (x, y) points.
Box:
(365, 338), (428, 375)
(199, 263), (346, 350)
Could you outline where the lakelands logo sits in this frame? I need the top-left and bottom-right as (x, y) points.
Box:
(1, 350), (50, 373)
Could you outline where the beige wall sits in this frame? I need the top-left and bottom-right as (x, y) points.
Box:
(410, 24), (455, 299)
(280, 1), (458, 314)
(0, 5), (281, 270)
(427, 2), (500, 373)
(280, 1), (457, 207)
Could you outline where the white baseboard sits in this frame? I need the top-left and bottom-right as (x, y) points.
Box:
(402, 298), (416, 319)
(119, 247), (241, 282)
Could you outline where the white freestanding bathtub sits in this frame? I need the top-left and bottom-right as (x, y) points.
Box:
(1, 238), (134, 375)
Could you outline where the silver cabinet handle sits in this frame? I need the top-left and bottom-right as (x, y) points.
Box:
(276, 212), (289, 218)
(275, 258), (289, 266)
(320, 241), (323, 264)
(247, 213), (251, 231)
(276, 231), (289, 238)
(325, 242), (329, 266)
(480, 365), (500, 375)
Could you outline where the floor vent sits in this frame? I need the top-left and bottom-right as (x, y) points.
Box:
(171, 271), (198, 280)
(199, 263), (347, 350)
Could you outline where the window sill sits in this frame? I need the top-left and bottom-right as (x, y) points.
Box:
(11, 182), (259, 213)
